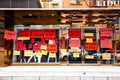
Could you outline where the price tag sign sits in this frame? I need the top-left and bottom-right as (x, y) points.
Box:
(60, 49), (67, 55)
(73, 53), (80, 58)
(47, 44), (57, 52)
(49, 53), (56, 58)
(4, 30), (16, 40)
(31, 30), (42, 38)
(68, 29), (81, 38)
(85, 55), (94, 59)
(41, 45), (47, 50)
(85, 42), (97, 50)
(13, 50), (20, 56)
(24, 50), (33, 57)
(102, 53), (111, 60)
(100, 28), (112, 37)
(36, 52), (42, 57)
(86, 38), (93, 43)
(69, 39), (80, 47)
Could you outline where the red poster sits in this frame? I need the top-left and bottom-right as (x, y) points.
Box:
(69, 39), (80, 47)
(100, 28), (112, 37)
(4, 30), (16, 40)
(30, 30), (42, 38)
(44, 29), (56, 40)
(18, 30), (30, 37)
(15, 41), (26, 50)
(85, 42), (97, 50)
(69, 29), (81, 38)
(47, 44), (57, 52)
(100, 39), (112, 48)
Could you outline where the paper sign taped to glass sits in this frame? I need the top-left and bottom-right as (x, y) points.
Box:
(102, 53), (111, 60)
(24, 50), (33, 57)
(13, 50), (20, 56)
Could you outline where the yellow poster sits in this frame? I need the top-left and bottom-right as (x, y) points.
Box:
(41, 45), (47, 50)
(102, 53), (111, 60)
(36, 52), (42, 57)
(49, 53), (56, 58)
(24, 50), (33, 57)
(73, 53), (80, 58)
(60, 49), (67, 55)
(41, 50), (48, 55)
(13, 50), (20, 56)
(86, 38), (93, 43)
(85, 55), (94, 59)
(85, 33), (93, 36)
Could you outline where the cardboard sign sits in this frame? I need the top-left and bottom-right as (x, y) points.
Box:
(69, 29), (81, 38)
(86, 38), (93, 43)
(69, 49), (81, 52)
(36, 52), (42, 57)
(18, 30), (30, 37)
(85, 55), (94, 59)
(44, 29), (56, 40)
(100, 39), (112, 48)
(30, 30), (42, 38)
(102, 53), (111, 60)
(24, 50), (33, 57)
(100, 28), (112, 37)
(41, 50), (48, 55)
(41, 45), (47, 50)
(4, 30), (16, 40)
(49, 53), (56, 58)
(60, 49), (67, 55)
(73, 53), (80, 58)
(47, 44), (57, 52)
(69, 39), (80, 47)
(13, 50), (20, 56)
(85, 42), (97, 50)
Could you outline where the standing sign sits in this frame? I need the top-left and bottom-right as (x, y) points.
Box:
(69, 29), (81, 38)
(4, 30), (16, 40)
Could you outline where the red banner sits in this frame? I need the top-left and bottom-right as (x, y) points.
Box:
(44, 29), (56, 40)
(100, 39), (112, 48)
(30, 30), (42, 38)
(69, 39), (80, 47)
(85, 42), (97, 50)
(69, 29), (81, 38)
(47, 44), (57, 52)
(100, 28), (112, 37)
(4, 30), (16, 40)
(18, 30), (30, 37)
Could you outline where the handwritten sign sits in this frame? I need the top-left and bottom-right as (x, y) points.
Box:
(49, 53), (56, 58)
(73, 53), (80, 58)
(100, 39), (112, 48)
(69, 39), (80, 47)
(102, 53), (111, 60)
(60, 49), (67, 55)
(4, 30), (16, 40)
(86, 38), (93, 43)
(100, 28), (112, 37)
(47, 44), (57, 52)
(24, 50), (33, 57)
(69, 29), (81, 38)
(44, 29), (56, 40)
(85, 42), (97, 50)
(30, 30), (42, 38)
(13, 50), (20, 55)
(85, 55), (94, 59)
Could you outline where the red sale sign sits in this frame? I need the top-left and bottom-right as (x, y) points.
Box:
(100, 28), (112, 37)
(85, 42), (97, 50)
(69, 39), (80, 47)
(47, 44), (57, 52)
(100, 39), (112, 48)
(15, 41), (26, 50)
(18, 30), (30, 37)
(44, 29), (56, 40)
(68, 29), (81, 38)
(4, 30), (16, 40)
(30, 30), (42, 38)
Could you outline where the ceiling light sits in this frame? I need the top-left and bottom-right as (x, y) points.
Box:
(28, 13), (32, 16)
